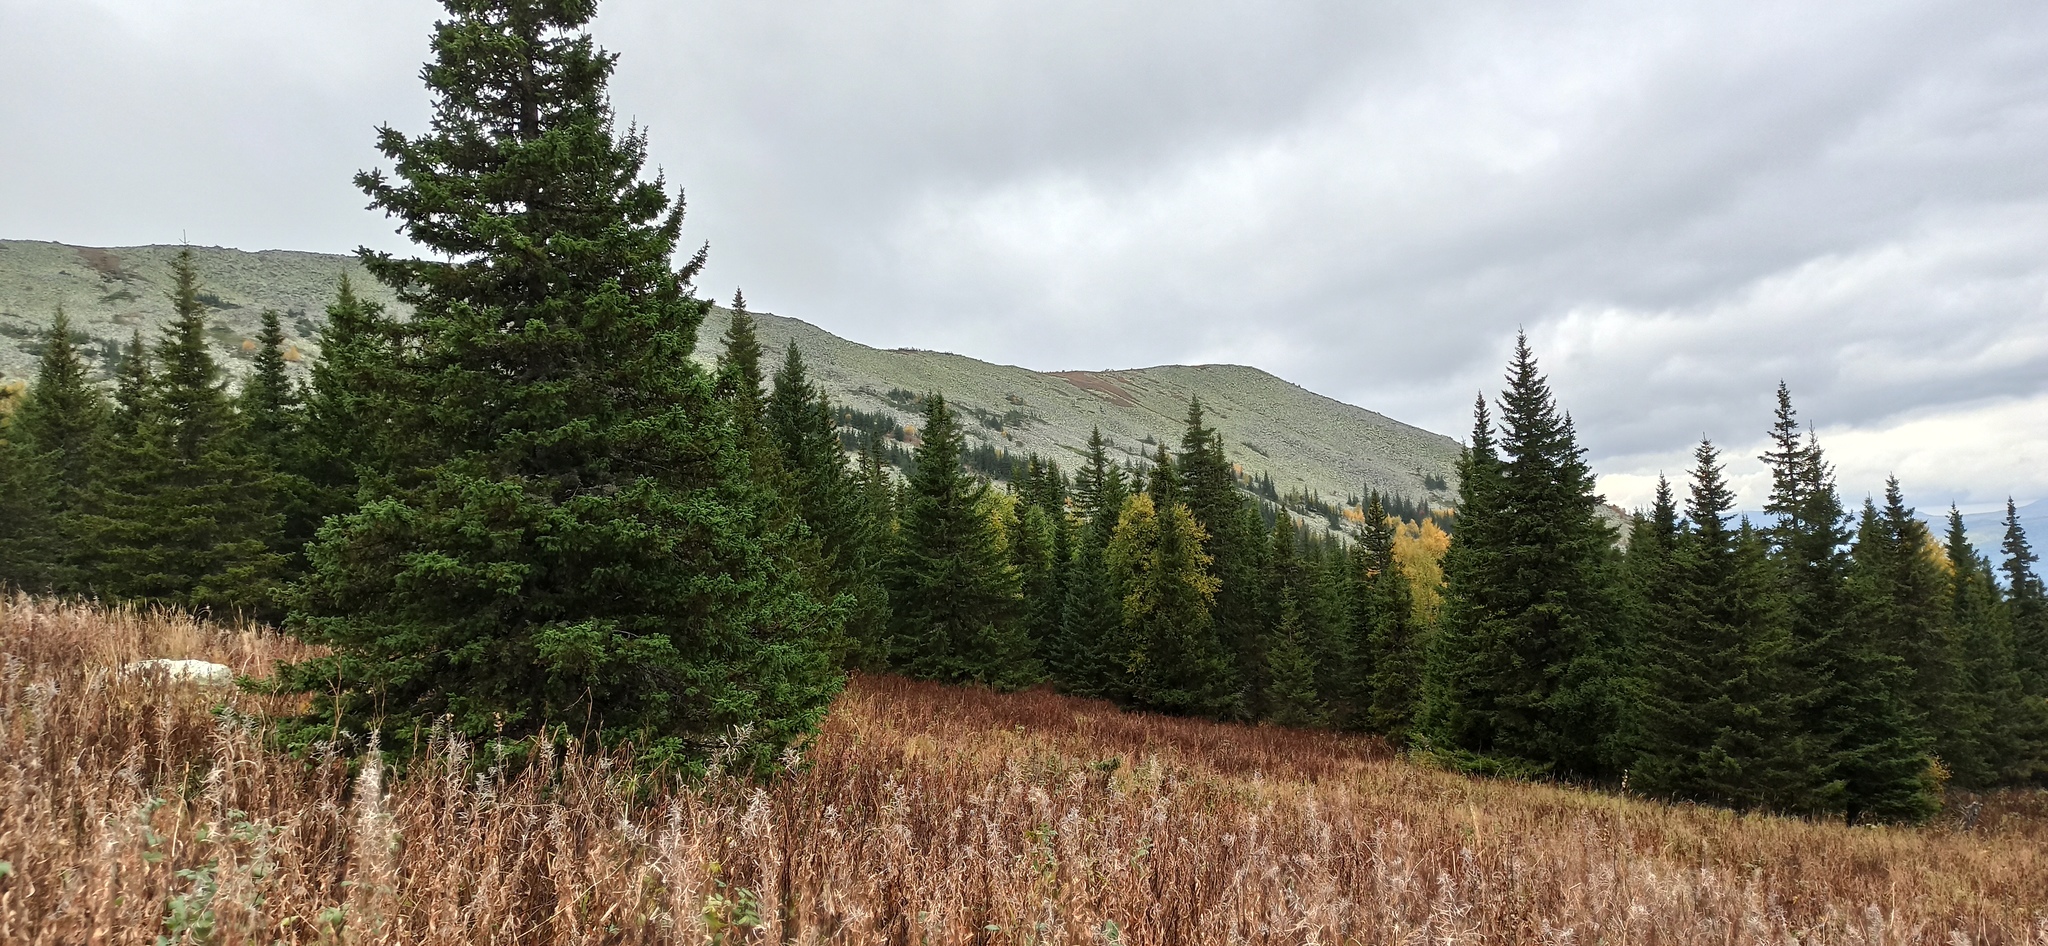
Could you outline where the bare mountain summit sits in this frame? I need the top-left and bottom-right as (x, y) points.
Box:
(0, 240), (1460, 508)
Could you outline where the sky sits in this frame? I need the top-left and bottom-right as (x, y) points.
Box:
(4, 0), (2046, 513)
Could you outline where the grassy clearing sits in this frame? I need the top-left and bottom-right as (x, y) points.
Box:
(1, 596), (2043, 944)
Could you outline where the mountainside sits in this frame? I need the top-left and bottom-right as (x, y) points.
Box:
(0, 240), (1461, 507)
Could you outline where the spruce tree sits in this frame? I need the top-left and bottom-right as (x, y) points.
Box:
(278, 1), (841, 769)
(7, 309), (108, 591)
(1941, 508), (2045, 786)
(886, 393), (1034, 686)
(714, 290), (768, 446)
(1352, 495), (1421, 737)
(1264, 590), (1324, 727)
(1105, 493), (1236, 717)
(236, 309), (318, 582)
(300, 274), (404, 524)
(81, 253), (284, 613)
(1178, 397), (1266, 713)
(1626, 441), (1811, 811)
(1833, 499), (1941, 822)
(0, 391), (42, 592)
(1418, 336), (1619, 776)
(2000, 500), (2048, 702)
(768, 342), (889, 666)
(1864, 480), (1965, 771)
(1058, 428), (1130, 696)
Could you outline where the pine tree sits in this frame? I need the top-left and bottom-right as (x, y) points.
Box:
(278, 2), (841, 770)
(886, 393), (1034, 686)
(1105, 493), (1236, 717)
(1626, 441), (1811, 811)
(6, 309), (109, 591)
(1418, 336), (1619, 776)
(1058, 428), (1130, 696)
(769, 342), (889, 667)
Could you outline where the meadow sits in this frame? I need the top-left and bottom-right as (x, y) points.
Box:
(2, 596), (2044, 945)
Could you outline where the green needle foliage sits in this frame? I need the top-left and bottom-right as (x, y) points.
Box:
(276, 0), (841, 772)
(885, 392), (1034, 687)
(3, 309), (108, 591)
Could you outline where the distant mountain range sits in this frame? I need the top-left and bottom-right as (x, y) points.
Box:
(0, 240), (1463, 513)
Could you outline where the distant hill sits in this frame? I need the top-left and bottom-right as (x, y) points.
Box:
(0, 240), (1462, 511)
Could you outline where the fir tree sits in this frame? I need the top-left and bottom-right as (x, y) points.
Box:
(7, 308), (108, 591)
(236, 309), (317, 582)
(1353, 495), (1421, 737)
(1105, 493), (1236, 717)
(278, 2), (841, 770)
(1178, 397), (1266, 715)
(1941, 508), (2045, 786)
(1264, 590), (1324, 727)
(1419, 336), (1619, 776)
(1626, 441), (1811, 811)
(2000, 500), (2048, 702)
(769, 342), (889, 666)
(1058, 428), (1130, 696)
(886, 393), (1034, 686)
(82, 252), (284, 613)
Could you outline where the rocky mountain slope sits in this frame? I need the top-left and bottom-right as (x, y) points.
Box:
(0, 240), (1462, 509)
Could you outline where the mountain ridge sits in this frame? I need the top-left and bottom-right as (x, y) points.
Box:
(0, 239), (1462, 509)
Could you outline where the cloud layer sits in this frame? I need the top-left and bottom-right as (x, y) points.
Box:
(5, 0), (2045, 511)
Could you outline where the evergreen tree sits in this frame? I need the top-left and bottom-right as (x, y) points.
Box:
(278, 2), (841, 770)
(1626, 441), (1811, 811)
(1178, 397), (1266, 715)
(1058, 428), (1130, 696)
(1831, 499), (1941, 822)
(1105, 493), (1236, 717)
(769, 342), (889, 666)
(1352, 495), (1421, 737)
(714, 290), (767, 443)
(1418, 336), (1619, 777)
(82, 252), (284, 613)
(2000, 500), (2048, 703)
(6, 309), (109, 591)
(886, 393), (1034, 686)
(0, 390), (42, 591)
(1864, 480), (1966, 771)
(1263, 590), (1324, 727)
(236, 308), (317, 581)
(1941, 508), (2045, 786)
(1418, 393), (1503, 761)
(300, 274), (404, 524)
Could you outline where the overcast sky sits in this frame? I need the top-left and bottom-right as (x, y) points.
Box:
(5, 0), (2046, 512)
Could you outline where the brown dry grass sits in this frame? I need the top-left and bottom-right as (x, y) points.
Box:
(2, 595), (2045, 945)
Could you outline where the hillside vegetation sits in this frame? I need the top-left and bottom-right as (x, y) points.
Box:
(0, 239), (1460, 507)
(2, 597), (2044, 945)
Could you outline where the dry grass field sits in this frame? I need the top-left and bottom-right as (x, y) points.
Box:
(2, 595), (2044, 944)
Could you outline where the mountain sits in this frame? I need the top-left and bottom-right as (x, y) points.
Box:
(0, 240), (1462, 510)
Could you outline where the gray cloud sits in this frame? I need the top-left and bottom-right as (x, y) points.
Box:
(5, 0), (2046, 509)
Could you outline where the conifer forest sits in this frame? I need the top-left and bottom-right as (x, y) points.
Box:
(2, 1), (2046, 943)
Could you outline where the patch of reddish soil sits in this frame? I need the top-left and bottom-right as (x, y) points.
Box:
(1051, 370), (1139, 408)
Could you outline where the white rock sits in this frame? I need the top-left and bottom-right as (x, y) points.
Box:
(123, 658), (235, 685)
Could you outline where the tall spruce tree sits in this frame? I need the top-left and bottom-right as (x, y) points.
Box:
(714, 291), (768, 446)
(83, 252), (284, 613)
(1418, 336), (1620, 777)
(768, 342), (889, 667)
(1941, 508), (2045, 786)
(7, 309), (109, 591)
(1058, 428), (1130, 696)
(1352, 495), (1421, 737)
(278, 1), (841, 770)
(1104, 492), (1236, 717)
(1626, 441), (1811, 811)
(300, 274), (404, 525)
(1832, 498), (1941, 822)
(1264, 590), (1324, 727)
(1863, 480), (1966, 773)
(1178, 397), (1266, 714)
(236, 308), (317, 583)
(885, 393), (1034, 686)
(2001, 501), (2048, 703)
